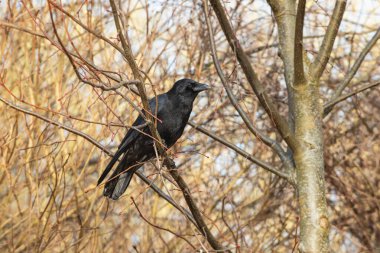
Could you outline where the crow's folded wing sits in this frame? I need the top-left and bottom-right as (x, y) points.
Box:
(97, 95), (165, 186)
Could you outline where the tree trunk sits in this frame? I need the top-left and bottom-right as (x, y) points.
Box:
(293, 83), (329, 253)
(267, 0), (331, 251)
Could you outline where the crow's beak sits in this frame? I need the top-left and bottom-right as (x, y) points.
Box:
(193, 83), (209, 92)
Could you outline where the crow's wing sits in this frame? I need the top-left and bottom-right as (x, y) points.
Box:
(97, 95), (164, 186)
(97, 120), (142, 186)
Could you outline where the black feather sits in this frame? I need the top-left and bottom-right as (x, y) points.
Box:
(98, 79), (209, 200)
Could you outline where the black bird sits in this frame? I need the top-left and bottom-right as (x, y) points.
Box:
(97, 79), (209, 200)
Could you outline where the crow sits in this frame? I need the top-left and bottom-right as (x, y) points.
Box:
(97, 79), (209, 200)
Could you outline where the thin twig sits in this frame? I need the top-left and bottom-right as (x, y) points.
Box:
(323, 81), (380, 117)
(331, 27), (380, 99)
(1, 14), (129, 87)
(221, 197), (238, 249)
(48, 4), (150, 131)
(0, 20), (46, 38)
(48, 6), (140, 91)
(131, 197), (197, 250)
(48, 1), (125, 57)
(188, 121), (292, 183)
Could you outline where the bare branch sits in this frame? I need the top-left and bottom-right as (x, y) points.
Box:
(108, 0), (164, 146)
(332, 27), (380, 98)
(167, 166), (231, 252)
(48, 1), (125, 57)
(2, 16), (129, 88)
(108, 1), (227, 250)
(209, 0), (298, 152)
(266, 0), (297, 133)
(323, 81), (380, 117)
(188, 121), (294, 183)
(294, 0), (306, 86)
(131, 197), (197, 250)
(202, 1), (294, 177)
(245, 43), (279, 55)
(310, 0), (347, 80)
(0, 20), (45, 38)
(48, 3), (149, 128)
(48, 6), (140, 91)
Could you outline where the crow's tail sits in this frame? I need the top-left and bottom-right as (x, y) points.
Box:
(97, 151), (122, 186)
(103, 161), (141, 200)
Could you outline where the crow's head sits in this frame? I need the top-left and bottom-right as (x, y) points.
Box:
(169, 79), (209, 98)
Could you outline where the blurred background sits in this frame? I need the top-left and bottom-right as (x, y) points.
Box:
(0, 0), (379, 252)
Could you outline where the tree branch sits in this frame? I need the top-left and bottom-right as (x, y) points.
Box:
(323, 81), (380, 117)
(202, 2), (295, 176)
(266, 0), (297, 133)
(108, 0), (166, 147)
(209, 0), (298, 152)
(0, 20), (46, 38)
(167, 167), (230, 252)
(48, 4), (148, 127)
(48, 5), (141, 90)
(48, 1), (125, 57)
(188, 122), (294, 183)
(332, 27), (380, 99)
(294, 0), (306, 86)
(108, 1), (227, 250)
(2, 8), (132, 89)
(131, 197), (197, 250)
(310, 0), (347, 80)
